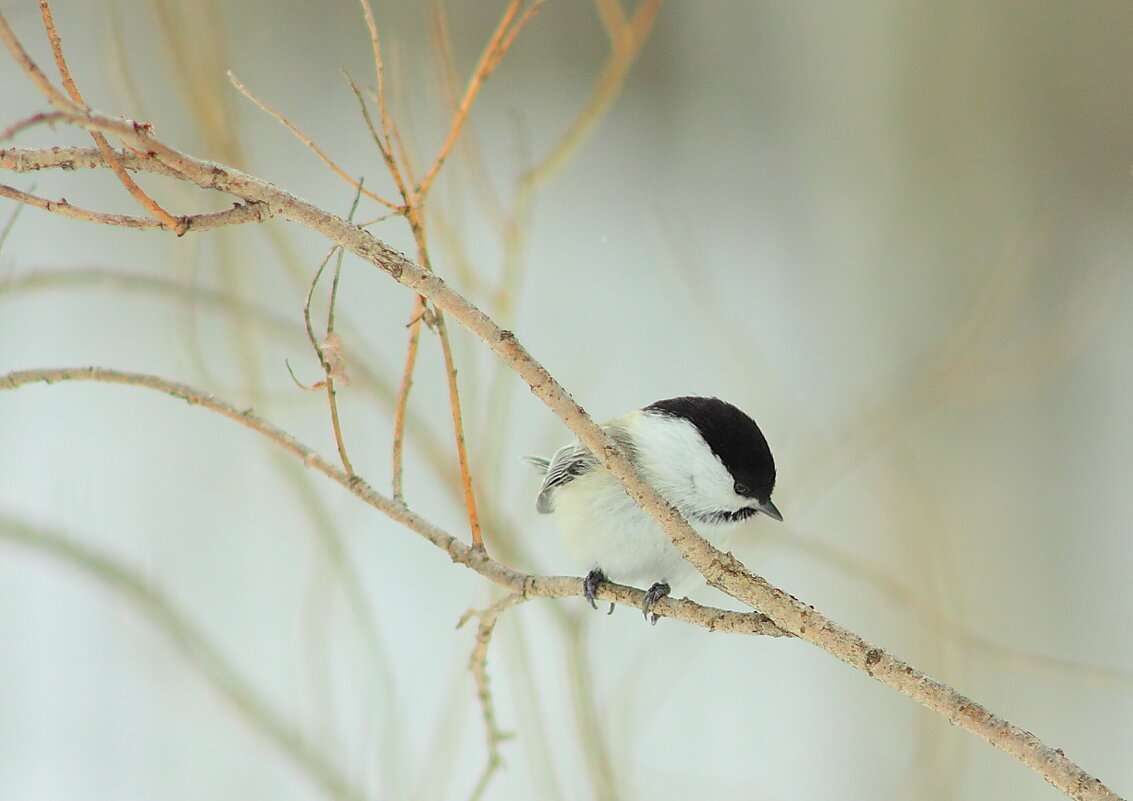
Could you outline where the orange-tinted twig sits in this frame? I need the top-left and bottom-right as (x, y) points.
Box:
(416, 0), (543, 198)
(390, 302), (424, 504)
(434, 312), (483, 549)
(425, 5), (504, 230)
(38, 0), (187, 235)
(361, 0), (528, 549)
(357, 0), (429, 507)
(0, 10), (73, 109)
(395, 240), (483, 548)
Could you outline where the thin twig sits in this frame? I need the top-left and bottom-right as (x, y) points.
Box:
(356, 0), (413, 198)
(354, 0), (435, 512)
(391, 303), (423, 503)
(39, 0), (84, 102)
(321, 185), (365, 475)
(323, 262), (353, 477)
(426, 3), (504, 230)
(343, 73), (410, 226)
(458, 593), (523, 801)
(301, 246), (356, 476)
(227, 70), (398, 211)
(416, 0), (544, 198)
(356, 0), (485, 548)
(0, 10), (76, 109)
(391, 295), (426, 510)
(0, 110), (69, 141)
(38, 0), (186, 234)
(0, 182), (270, 231)
(435, 310), (484, 549)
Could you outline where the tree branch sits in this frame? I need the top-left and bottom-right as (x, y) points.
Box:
(0, 365), (786, 638)
(35, 0), (186, 233)
(0, 107), (1122, 801)
(0, 181), (271, 231)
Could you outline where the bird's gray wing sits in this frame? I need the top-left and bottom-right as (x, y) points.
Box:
(535, 441), (598, 513)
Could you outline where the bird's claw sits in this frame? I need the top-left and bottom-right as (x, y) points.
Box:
(583, 568), (614, 614)
(642, 581), (671, 625)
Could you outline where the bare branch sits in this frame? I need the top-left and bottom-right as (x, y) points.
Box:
(356, 0), (413, 198)
(352, 4), (488, 550)
(0, 53), (1123, 801)
(301, 241), (356, 476)
(435, 310), (484, 550)
(391, 304), (423, 504)
(36, 0), (187, 234)
(416, 0), (544, 198)
(228, 70), (399, 211)
(1, 145), (165, 173)
(458, 593), (523, 801)
(0, 182), (271, 231)
(0, 365), (787, 638)
(0, 9), (77, 110)
(0, 110), (68, 141)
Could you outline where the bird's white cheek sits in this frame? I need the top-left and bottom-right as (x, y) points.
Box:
(684, 472), (742, 514)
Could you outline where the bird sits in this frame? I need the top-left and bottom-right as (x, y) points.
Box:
(530, 396), (781, 623)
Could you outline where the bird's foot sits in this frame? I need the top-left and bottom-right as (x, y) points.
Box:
(583, 568), (615, 614)
(642, 581), (671, 625)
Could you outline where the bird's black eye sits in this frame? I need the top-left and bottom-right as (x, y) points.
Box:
(734, 481), (751, 497)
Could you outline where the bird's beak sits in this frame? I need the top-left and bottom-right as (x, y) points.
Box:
(758, 499), (783, 522)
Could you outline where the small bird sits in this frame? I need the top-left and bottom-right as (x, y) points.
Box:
(530, 396), (781, 624)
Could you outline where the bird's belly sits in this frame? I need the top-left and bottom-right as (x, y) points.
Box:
(552, 473), (737, 594)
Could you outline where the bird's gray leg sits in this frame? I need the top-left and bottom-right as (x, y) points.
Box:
(583, 568), (615, 614)
(642, 582), (671, 625)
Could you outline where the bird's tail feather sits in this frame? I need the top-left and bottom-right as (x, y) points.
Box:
(522, 455), (550, 474)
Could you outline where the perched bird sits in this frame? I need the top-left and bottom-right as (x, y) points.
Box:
(531, 396), (781, 623)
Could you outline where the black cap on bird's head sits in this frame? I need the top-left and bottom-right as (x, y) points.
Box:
(644, 396), (782, 521)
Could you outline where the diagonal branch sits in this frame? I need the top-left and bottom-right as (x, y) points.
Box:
(415, 0), (544, 198)
(0, 365), (787, 639)
(0, 9), (75, 109)
(0, 119), (1123, 801)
